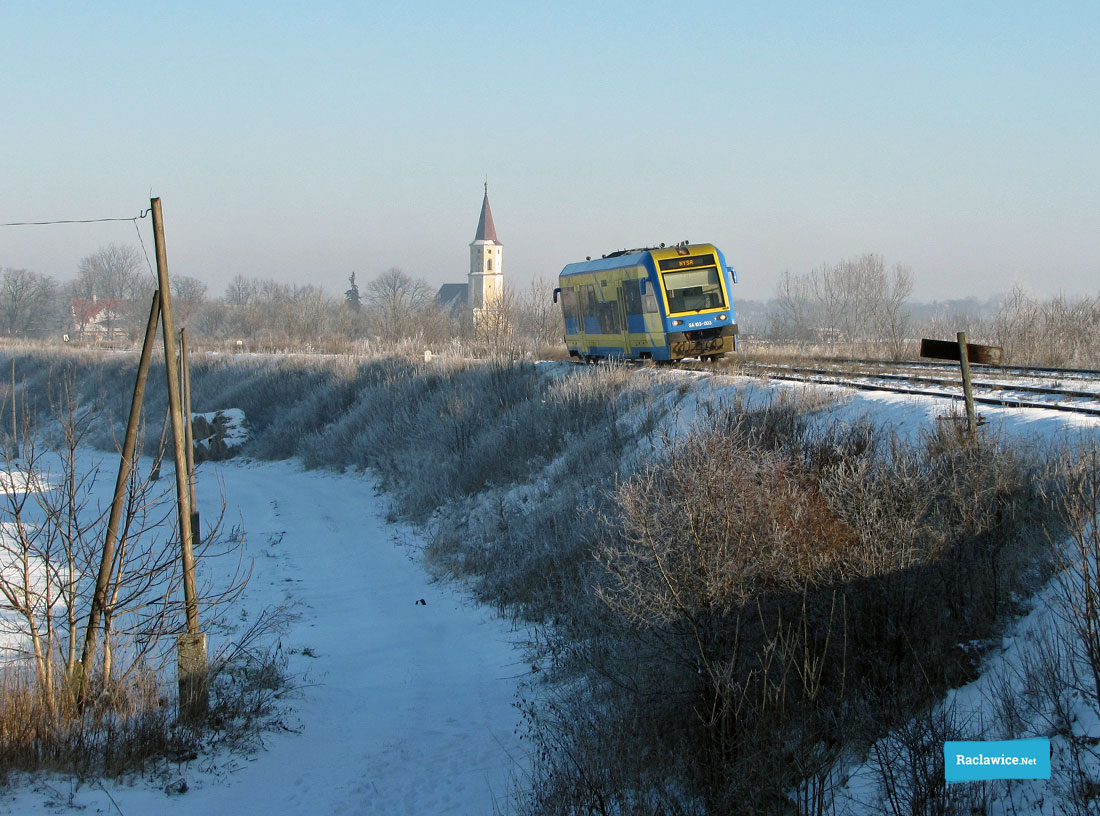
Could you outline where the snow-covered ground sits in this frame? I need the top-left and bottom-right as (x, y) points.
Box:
(1, 459), (531, 815)
(3, 369), (1100, 814)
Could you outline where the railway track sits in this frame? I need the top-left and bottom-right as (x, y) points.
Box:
(724, 359), (1100, 418)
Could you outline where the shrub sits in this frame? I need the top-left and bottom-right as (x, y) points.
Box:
(522, 407), (1056, 813)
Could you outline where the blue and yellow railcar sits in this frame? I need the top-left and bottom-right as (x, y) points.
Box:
(554, 242), (738, 362)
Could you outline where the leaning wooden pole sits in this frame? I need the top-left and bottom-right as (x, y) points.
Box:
(151, 197), (207, 720)
(76, 290), (161, 700)
(11, 359), (18, 459)
(180, 328), (199, 544)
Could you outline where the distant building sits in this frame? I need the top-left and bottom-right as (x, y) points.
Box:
(436, 184), (504, 321)
(69, 295), (129, 345)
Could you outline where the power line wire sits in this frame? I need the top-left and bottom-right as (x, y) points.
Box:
(2, 207), (157, 275)
(133, 218), (155, 277)
(1, 210), (150, 227)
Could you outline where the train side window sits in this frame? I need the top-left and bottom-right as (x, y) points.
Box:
(622, 279), (642, 316)
(642, 283), (659, 314)
(599, 298), (621, 334)
(560, 287), (578, 322)
(582, 285), (598, 326)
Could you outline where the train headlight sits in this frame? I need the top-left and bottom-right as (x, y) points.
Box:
(671, 319), (683, 326)
(717, 314), (728, 321)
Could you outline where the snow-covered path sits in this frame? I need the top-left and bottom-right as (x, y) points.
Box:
(4, 459), (530, 815)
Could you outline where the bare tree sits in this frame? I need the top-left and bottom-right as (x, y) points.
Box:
(218, 275), (264, 342)
(473, 284), (520, 358)
(860, 257), (913, 359)
(767, 254), (913, 356)
(770, 270), (817, 343)
(74, 244), (145, 302)
(72, 244), (147, 342)
(364, 267), (432, 344)
(0, 267), (58, 338)
(516, 275), (563, 350)
(285, 284), (331, 346)
(0, 379), (246, 708)
(224, 274), (257, 308)
(171, 274), (208, 328)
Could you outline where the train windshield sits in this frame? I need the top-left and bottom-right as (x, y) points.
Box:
(662, 266), (726, 313)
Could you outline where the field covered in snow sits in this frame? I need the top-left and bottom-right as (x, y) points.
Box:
(2, 358), (1100, 814)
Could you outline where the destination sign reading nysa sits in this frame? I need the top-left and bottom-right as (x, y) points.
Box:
(659, 253), (717, 271)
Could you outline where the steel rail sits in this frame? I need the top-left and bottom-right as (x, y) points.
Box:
(744, 364), (1100, 401)
(748, 368), (1100, 418)
(780, 357), (1100, 380)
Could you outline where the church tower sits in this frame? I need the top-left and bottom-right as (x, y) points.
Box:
(468, 183), (503, 317)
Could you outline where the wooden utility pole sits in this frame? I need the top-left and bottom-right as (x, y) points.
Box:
(77, 291), (161, 701)
(150, 197), (207, 719)
(180, 328), (199, 545)
(10, 360), (17, 459)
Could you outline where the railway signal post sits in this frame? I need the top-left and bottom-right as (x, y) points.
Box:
(919, 333), (1003, 434)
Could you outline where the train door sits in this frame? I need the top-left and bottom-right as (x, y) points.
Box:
(613, 281), (632, 355)
(594, 277), (627, 358)
(576, 283), (594, 355)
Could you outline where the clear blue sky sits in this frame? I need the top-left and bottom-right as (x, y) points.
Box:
(2, 1), (1097, 301)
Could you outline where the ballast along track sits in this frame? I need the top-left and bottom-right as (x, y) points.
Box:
(726, 359), (1100, 418)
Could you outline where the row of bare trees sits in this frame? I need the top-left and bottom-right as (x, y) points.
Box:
(3, 245), (564, 355)
(768, 253), (914, 358)
(765, 255), (1100, 367)
(1, 244), (206, 342)
(987, 286), (1100, 367)
(191, 268), (562, 353)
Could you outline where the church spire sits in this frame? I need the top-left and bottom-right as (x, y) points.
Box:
(468, 182), (504, 315)
(473, 182), (499, 244)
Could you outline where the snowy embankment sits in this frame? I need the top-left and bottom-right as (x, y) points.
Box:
(632, 370), (1100, 814)
(4, 362), (1100, 815)
(756, 380), (1100, 815)
(3, 458), (530, 815)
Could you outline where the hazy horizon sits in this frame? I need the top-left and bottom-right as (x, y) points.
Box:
(3, 2), (1097, 304)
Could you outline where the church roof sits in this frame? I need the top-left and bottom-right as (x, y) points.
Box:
(435, 283), (468, 310)
(473, 184), (499, 244)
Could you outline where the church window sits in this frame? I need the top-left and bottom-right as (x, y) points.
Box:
(488, 258), (493, 271)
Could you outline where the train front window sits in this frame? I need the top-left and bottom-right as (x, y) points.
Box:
(662, 266), (726, 313)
